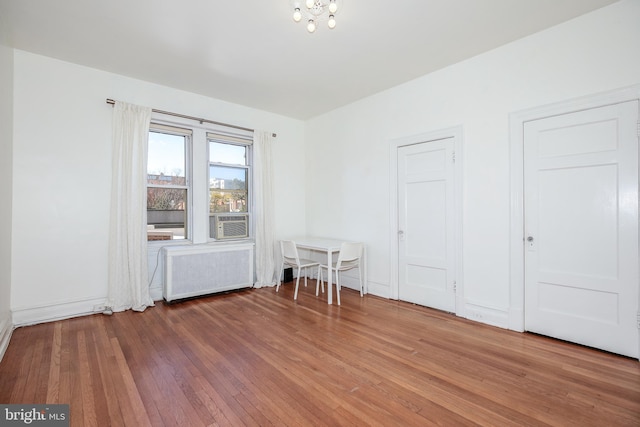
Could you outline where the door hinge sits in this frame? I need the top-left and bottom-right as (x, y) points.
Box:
(452, 151), (456, 163)
(637, 312), (640, 329)
(637, 120), (640, 137)
(453, 281), (457, 292)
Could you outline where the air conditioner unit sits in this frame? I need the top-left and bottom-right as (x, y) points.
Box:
(214, 214), (248, 239)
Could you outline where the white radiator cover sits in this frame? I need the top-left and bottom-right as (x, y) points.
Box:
(163, 242), (254, 302)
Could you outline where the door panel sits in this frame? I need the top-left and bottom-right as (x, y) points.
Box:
(398, 138), (455, 312)
(524, 100), (639, 358)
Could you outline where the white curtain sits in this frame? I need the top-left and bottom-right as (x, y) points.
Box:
(253, 131), (277, 288)
(106, 101), (154, 312)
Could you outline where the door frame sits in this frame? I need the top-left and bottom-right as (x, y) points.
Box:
(389, 125), (464, 316)
(508, 85), (640, 333)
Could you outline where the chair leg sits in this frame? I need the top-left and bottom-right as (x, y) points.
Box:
(294, 267), (302, 300)
(276, 262), (284, 292)
(304, 266), (308, 287)
(316, 266), (326, 296)
(335, 270), (341, 305)
(316, 265), (326, 296)
(358, 266), (363, 297)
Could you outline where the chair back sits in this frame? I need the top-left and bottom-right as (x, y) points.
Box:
(281, 240), (300, 266)
(336, 242), (363, 271)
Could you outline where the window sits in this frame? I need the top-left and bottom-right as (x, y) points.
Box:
(146, 125), (191, 241)
(208, 133), (252, 239)
(145, 116), (253, 243)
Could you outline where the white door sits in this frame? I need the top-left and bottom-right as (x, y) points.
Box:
(398, 138), (456, 312)
(524, 100), (639, 358)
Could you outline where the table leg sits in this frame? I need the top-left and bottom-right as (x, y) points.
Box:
(327, 250), (333, 304)
(363, 245), (368, 295)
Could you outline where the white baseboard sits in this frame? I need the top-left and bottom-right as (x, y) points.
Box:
(150, 285), (163, 302)
(328, 275), (389, 299)
(363, 280), (389, 299)
(464, 302), (510, 329)
(337, 280), (512, 332)
(0, 312), (14, 363)
(508, 307), (525, 332)
(11, 297), (107, 327)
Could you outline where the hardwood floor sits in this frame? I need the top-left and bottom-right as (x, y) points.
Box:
(1, 283), (639, 426)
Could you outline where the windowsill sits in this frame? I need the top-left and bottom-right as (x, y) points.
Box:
(147, 238), (255, 247)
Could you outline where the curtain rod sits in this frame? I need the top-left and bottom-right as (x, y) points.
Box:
(106, 99), (276, 137)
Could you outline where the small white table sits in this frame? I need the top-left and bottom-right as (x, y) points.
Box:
(293, 237), (366, 304)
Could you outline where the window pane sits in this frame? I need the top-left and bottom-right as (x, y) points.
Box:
(147, 187), (187, 241)
(148, 131), (186, 185)
(209, 166), (247, 213)
(209, 141), (246, 165)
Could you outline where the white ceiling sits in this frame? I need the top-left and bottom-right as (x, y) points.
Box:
(0, 0), (619, 120)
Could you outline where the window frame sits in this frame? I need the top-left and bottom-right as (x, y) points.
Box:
(145, 113), (254, 245)
(146, 123), (193, 243)
(207, 132), (253, 241)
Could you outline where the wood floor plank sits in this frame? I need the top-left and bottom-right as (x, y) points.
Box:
(190, 301), (337, 425)
(76, 330), (98, 427)
(1, 283), (639, 426)
(57, 321), (72, 415)
(46, 322), (62, 404)
(118, 310), (206, 427)
(173, 314), (304, 426)
(90, 317), (127, 427)
(2, 331), (26, 400)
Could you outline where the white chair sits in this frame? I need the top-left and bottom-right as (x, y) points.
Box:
(276, 240), (320, 300)
(317, 242), (364, 305)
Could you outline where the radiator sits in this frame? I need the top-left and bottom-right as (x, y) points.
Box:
(162, 242), (254, 302)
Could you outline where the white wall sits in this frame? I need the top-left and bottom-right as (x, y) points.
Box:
(11, 51), (306, 323)
(0, 44), (14, 358)
(305, 0), (640, 326)
(7, 0), (640, 329)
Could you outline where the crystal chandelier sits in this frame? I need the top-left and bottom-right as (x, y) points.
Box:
(291, 0), (341, 33)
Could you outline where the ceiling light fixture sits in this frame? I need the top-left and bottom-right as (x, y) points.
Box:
(291, 0), (342, 33)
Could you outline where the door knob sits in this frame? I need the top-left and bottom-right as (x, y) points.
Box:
(527, 236), (534, 242)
